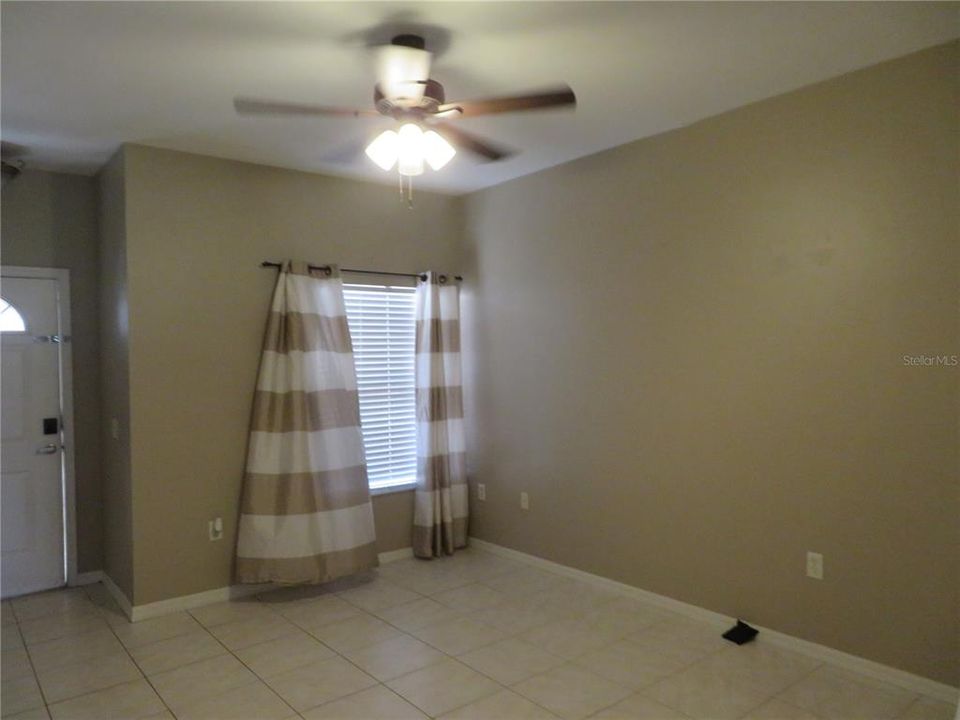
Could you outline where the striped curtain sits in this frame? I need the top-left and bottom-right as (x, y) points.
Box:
(236, 261), (378, 584)
(413, 272), (468, 558)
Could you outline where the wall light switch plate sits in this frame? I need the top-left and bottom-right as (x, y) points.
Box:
(110, 418), (120, 440)
(520, 492), (530, 510)
(209, 518), (224, 541)
(806, 551), (823, 580)
(477, 483), (486, 501)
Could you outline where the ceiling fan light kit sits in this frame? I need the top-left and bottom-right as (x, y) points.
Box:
(423, 129), (456, 171)
(235, 32), (576, 203)
(397, 124), (425, 176)
(366, 124), (456, 177)
(365, 129), (399, 171)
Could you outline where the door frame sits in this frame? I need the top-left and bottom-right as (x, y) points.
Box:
(1, 265), (78, 588)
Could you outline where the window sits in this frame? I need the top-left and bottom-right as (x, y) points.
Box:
(343, 283), (417, 490)
(0, 298), (26, 333)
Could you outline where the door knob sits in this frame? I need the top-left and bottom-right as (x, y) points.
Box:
(36, 443), (59, 455)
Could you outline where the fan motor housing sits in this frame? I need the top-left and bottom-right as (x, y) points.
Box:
(391, 34), (426, 50)
(375, 79), (445, 117)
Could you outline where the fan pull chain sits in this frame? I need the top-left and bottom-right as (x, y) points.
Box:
(397, 173), (414, 208)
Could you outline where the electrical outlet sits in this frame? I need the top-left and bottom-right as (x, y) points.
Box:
(208, 517), (224, 541)
(806, 551), (823, 580)
(520, 492), (529, 510)
(477, 483), (486, 501)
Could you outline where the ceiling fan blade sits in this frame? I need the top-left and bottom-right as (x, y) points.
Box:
(318, 137), (369, 165)
(0, 141), (30, 159)
(436, 85), (576, 117)
(234, 97), (378, 118)
(433, 123), (515, 162)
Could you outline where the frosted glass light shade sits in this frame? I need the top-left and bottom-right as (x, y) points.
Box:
(365, 130), (399, 171)
(397, 123), (424, 176)
(423, 131), (456, 170)
(366, 124), (455, 176)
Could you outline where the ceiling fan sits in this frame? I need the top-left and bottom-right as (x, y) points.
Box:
(234, 34), (576, 193)
(1, 141), (27, 183)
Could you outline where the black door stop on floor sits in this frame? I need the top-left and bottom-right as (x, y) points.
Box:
(722, 619), (759, 645)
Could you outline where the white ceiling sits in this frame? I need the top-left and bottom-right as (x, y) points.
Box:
(2, 2), (957, 194)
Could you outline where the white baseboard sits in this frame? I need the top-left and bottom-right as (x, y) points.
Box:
(130, 581), (271, 622)
(114, 547), (415, 623)
(70, 570), (105, 587)
(100, 573), (133, 621)
(379, 546), (414, 564)
(469, 537), (959, 704)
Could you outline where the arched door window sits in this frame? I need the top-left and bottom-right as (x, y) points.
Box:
(0, 298), (27, 333)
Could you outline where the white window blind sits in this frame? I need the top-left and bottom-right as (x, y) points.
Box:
(343, 283), (418, 490)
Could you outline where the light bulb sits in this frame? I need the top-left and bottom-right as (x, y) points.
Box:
(423, 130), (456, 170)
(365, 130), (399, 171)
(397, 123), (424, 177)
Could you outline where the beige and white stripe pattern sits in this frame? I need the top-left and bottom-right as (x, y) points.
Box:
(237, 261), (378, 584)
(413, 272), (469, 558)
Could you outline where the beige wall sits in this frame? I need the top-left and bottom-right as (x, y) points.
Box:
(120, 145), (462, 604)
(1, 168), (104, 574)
(462, 42), (959, 685)
(371, 490), (416, 556)
(97, 151), (135, 597)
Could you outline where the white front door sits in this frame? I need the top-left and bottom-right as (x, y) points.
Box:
(1, 275), (66, 597)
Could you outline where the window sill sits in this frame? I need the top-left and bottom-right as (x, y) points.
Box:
(370, 480), (417, 497)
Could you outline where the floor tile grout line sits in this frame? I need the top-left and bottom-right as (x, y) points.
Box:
(762, 658), (830, 716)
(757, 693), (823, 719)
(294, 680), (430, 720)
(4, 563), (713, 720)
(14, 585), (151, 716)
(357, 569), (570, 718)
(261, 602), (438, 716)
(582, 689), (697, 720)
(510, 669), (628, 720)
(450, 639), (594, 718)
(388, 558), (746, 719)
(9, 553), (946, 718)
(11, 612), (51, 716)
(185, 586), (443, 718)
(733, 683), (787, 720)
(631, 640), (817, 720)
(258, 558), (543, 719)
(487, 555), (953, 710)
(599, 631), (745, 711)
(576, 646), (703, 720)
(396, 558), (643, 719)
(84, 583), (181, 720)
(6, 586), (78, 625)
(188, 610), (303, 720)
(767, 659), (926, 720)
(374, 559), (522, 599)
(631, 644), (835, 720)
(154, 600), (748, 712)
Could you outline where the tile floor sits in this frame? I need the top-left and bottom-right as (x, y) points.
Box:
(0, 548), (955, 720)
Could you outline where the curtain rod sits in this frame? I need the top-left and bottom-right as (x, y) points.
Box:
(261, 261), (462, 282)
